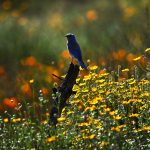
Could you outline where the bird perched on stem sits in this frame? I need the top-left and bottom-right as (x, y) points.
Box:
(65, 33), (87, 69)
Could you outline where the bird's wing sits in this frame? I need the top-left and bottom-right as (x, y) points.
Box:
(68, 42), (83, 60)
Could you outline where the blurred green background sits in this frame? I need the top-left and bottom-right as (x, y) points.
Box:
(0, 0), (150, 102)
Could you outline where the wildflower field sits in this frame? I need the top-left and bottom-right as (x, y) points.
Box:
(1, 48), (150, 149)
(0, 0), (150, 149)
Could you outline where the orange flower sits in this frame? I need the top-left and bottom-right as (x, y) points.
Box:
(61, 50), (70, 59)
(99, 69), (106, 75)
(3, 97), (18, 108)
(21, 83), (32, 96)
(86, 10), (97, 21)
(48, 13), (62, 28)
(117, 49), (126, 60)
(46, 66), (55, 73)
(11, 10), (21, 18)
(45, 75), (52, 83)
(0, 66), (6, 76)
(80, 70), (89, 77)
(2, 0), (12, 10)
(21, 56), (37, 67)
(41, 87), (49, 95)
(126, 53), (135, 63)
(124, 7), (136, 18)
(112, 49), (126, 61)
(58, 62), (65, 69)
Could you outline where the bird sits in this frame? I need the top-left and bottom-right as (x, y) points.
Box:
(65, 33), (87, 69)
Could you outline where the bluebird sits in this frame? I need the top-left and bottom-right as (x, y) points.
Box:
(65, 33), (87, 69)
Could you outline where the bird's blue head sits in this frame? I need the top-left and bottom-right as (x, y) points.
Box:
(65, 33), (76, 42)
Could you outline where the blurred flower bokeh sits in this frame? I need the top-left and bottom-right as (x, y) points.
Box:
(0, 0), (150, 112)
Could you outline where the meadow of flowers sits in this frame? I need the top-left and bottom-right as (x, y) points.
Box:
(0, 0), (150, 149)
(0, 48), (150, 149)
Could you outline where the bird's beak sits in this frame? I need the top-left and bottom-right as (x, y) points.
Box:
(64, 35), (67, 37)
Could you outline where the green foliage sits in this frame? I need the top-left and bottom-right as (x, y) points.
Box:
(0, 64), (150, 149)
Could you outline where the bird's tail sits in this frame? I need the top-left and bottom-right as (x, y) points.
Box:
(79, 60), (87, 69)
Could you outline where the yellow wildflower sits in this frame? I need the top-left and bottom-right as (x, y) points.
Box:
(80, 129), (90, 134)
(99, 90), (105, 94)
(83, 134), (95, 139)
(89, 65), (98, 71)
(63, 131), (66, 135)
(76, 78), (80, 83)
(140, 105), (147, 110)
(100, 83), (107, 87)
(72, 84), (79, 91)
(30, 148), (36, 150)
(133, 56), (141, 61)
(91, 72), (98, 77)
(88, 134), (95, 139)
(140, 92), (149, 97)
(78, 122), (89, 127)
(57, 117), (66, 122)
(3, 118), (9, 123)
(129, 99), (142, 103)
(100, 141), (108, 148)
(61, 108), (66, 113)
(84, 105), (97, 111)
(47, 136), (56, 142)
(99, 73), (109, 77)
(111, 125), (126, 132)
(96, 125), (102, 129)
(96, 79), (105, 83)
(133, 128), (142, 133)
(122, 68), (129, 72)
(67, 111), (72, 115)
(66, 120), (72, 125)
(111, 126), (121, 132)
(109, 110), (117, 116)
(82, 89), (89, 93)
(129, 80), (136, 85)
(142, 126), (150, 131)
(41, 120), (48, 125)
(79, 83), (86, 87)
(89, 98), (98, 105)
(83, 75), (91, 81)
(113, 115), (122, 120)
(12, 118), (21, 123)
(74, 93), (79, 98)
(70, 99), (80, 104)
(103, 107), (111, 112)
(129, 113), (139, 117)
(92, 87), (97, 92)
(145, 48), (150, 52)
(88, 118), (99, 124)
(29, 79), (34, 84)
(61, 74), (66, 78)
